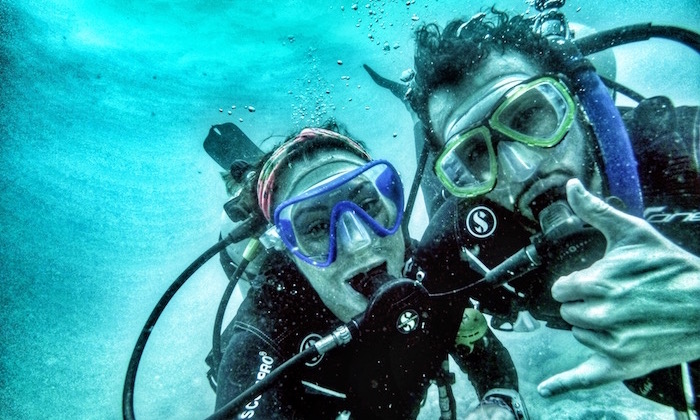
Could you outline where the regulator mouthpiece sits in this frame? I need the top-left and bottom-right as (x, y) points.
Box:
(483, 197), (605, 287)
(348, 266), (392, 298)
(538, 200), (583, 238)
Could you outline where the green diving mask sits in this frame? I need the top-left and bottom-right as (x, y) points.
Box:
(434, 75), (576, 198)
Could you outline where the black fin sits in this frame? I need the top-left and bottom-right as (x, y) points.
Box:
(363, 64), (408, 103)
(203, 123), (263, 169)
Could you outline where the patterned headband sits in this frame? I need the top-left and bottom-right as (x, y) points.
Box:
(256, 127), (371, 221)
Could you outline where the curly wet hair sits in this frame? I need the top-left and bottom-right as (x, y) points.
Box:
(410, 8), (556, 120)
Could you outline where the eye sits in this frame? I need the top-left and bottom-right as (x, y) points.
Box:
(498, 87), (562, 139)
(292, 205), (329, 239)
(512, 104), (552, 133)
(358, 196), (380, 215)
(460, 136), (490, 167)
(353, 183), (384, 217)
(304, 220), (329, 237)
(442, 130), (493, 184)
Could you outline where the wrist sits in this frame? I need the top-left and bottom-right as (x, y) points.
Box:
(481, 388), (529, 420)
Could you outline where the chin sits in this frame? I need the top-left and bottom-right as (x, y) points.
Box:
(335, 299), (368, 323)
(386, 261), (403, 278)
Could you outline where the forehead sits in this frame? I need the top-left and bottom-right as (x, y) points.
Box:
(427, 52), (542, 143)
(277, 149), (367, 201)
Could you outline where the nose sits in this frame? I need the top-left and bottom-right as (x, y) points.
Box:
(336, 211), (372, 253)
(497, 141), (544, 182)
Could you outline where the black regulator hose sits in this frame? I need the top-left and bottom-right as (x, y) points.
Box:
(122, 214), (260, 420)
(211, 239), (261, 384)
(598, 75), (646, 103)
(208, 276), (430, 419)
(575, 23), (700, 56)
(402, 138), (430, 243)
(207, 319), (361, 420)
(205, 345), (321, 420)
(210, 264), (245, 386)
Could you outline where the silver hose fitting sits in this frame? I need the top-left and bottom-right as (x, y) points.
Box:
(314, 325), (353, 355)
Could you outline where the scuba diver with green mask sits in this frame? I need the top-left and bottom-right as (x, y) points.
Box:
(377, 2), (700, 417)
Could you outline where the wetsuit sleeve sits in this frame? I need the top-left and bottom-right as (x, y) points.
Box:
(215, 321), (300, 419)
(451, 328), (519, 398)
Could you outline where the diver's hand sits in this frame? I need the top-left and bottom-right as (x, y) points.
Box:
(537, 178), (700, 397)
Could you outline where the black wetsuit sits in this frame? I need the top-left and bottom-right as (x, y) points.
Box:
(415, 97), (700, 412)
(215, 255), (519, 419)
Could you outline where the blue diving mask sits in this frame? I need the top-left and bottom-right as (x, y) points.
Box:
(273, 159), (404, 267)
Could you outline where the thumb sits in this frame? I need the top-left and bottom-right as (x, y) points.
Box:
(537, 353), (622, 397)
(566, 178), (638, 246)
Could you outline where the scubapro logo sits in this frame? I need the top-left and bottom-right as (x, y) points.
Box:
(396, 309), (419, 334)
(300, 333), (324, 366)
(239, 352), (274, 419)
(466, 206), (497, 238)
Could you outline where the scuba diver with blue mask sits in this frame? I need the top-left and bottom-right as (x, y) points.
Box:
(208, 124), (527, 419)
(365, 2), (700, 418)
(122, 122), (529, 419)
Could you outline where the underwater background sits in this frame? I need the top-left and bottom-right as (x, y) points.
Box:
(1, 0), (699, 418)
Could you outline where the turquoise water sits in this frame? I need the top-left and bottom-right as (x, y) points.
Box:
(1, 1), (698, 418)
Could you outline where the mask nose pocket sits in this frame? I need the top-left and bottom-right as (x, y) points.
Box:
(497, 141), (543, 182)
(337, 211), (372, 253)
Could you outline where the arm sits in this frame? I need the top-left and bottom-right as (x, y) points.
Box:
(451, 310), (528, 419)
(215, 321), (300, 419)
(538, 179), (700, 397)
(415, 211), (527, 418)
(452, 327), (519, 397)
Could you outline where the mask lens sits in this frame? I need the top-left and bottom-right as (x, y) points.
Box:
(274, 160), (403, 266)
(435, 126), (497, 198)
(491, 78), (575, 146)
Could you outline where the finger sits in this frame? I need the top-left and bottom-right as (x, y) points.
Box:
(569, 326), (615, 354)
(537, 354), (620, 397)
(565, 178), (638, 247)
(559, 293), (619, 327)
(550, 273), (579, 303)
(551, 270), (611, 303)
(559, 302), (614, 332)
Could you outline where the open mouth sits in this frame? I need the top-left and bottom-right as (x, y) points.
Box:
(347, 263), (389, 298)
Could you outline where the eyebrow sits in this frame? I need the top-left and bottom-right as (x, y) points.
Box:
(292, 203), (329, 226)
(443, 76), (530, 140)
